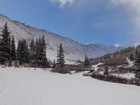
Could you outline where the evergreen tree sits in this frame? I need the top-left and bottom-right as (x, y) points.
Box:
(135, 49), (140, 64)
(1, 22), (11, 50)
(16, 40), (22, 62)
(10, 36), (16, 60)
(22, 39), (29, 64)
(35, 36), (50, 68)
(16, 39), (29, 64)
(0, 22), (11, 64)
(29, 39), (36, 64)
(129, 52), (134, 61)
(134, 46), (140, 78)
(57, 43), (65, 68)
(35, 38), (39, 65)
(40, 36), (49, 67)
(52, 59), (56, 68)
(131, 45), (140, 74)
(84, 55), (90, 67)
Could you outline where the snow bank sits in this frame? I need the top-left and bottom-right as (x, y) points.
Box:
(91, 63), (104, 71)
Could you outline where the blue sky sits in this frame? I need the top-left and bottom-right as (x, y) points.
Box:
(0, 0), (140, 46)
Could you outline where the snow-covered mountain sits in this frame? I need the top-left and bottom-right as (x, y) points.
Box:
(0, 14), (122, 62)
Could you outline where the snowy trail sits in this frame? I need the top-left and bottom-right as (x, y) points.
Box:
(0, 67), (140, 105)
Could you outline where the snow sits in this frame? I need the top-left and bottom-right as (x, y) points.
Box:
(91, 63), (104, 71)
(127, 58), (134, 67)
(0, 67), (140, 105)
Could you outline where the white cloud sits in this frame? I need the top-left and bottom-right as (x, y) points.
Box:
(50, 0), (140, 43)
(50, 0), (101, 8)
(50, 0), (75, 8)
(111, 0), (140, 26)
(110, 0), (140, 41)
(111, 0), (140, 8)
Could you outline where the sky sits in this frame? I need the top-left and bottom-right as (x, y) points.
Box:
(0, 0), (140, 46)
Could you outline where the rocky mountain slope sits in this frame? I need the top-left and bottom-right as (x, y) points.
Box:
(0, 14), (122, 63)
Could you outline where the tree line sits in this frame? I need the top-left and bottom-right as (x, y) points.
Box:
(95, 47), (133, 62)
(0, 22), (65, 68)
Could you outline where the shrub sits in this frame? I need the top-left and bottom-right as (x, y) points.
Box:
(52, 67), (70, 74)
(91, 73), (140, 86)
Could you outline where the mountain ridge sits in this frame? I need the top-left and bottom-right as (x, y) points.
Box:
(0, 14), (123, 63)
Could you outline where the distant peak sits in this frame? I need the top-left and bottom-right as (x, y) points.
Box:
(114, 44), (122, 48)
(86, 43), (104, 46)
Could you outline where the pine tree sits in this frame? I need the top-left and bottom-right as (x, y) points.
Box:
(129, 52), (134, 61)
(135, 49), (140, 64)
(1, 22), (11, 50)
(16, 40), (22, 63)
(0, 22), (11, 64)
(35, 38), (42, 66)
(40, 35), (49, 67)
(57, 43), (65, 68)
(134, 46), (140, 79)
(29, 39), (36, 64)
(10, 36), (16, 60)
(84, 55), (90, 67)
(22, 39), (29, 64)
(131, 45), (140, 76)
(16, 39), (29, 64)
(35, 36), (50, 68)
(52, 59), (56, 68)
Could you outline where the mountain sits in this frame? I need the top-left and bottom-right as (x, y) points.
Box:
(0, 14), (123, 63)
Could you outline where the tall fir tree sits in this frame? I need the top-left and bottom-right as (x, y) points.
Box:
(133, 46), (140, 78)
(22, 39), (29, 64)
(0, 22), (11, 64)
(52, 59), (56, 68)
(16, 39), (29, 64)
(35, 38), (42, 66)
(41, 35), (50, 67)
(16, 40), (22, 62)
(35, 36), (50, 68)
(57, 43), (65, 68)
(129, 52), (134, 61)
(135, 48), (140, 64)
(84, 55), (90, 67)
(10, 36), (16, 60)
(1, 22), (10, 49)
(29, 39), (36, 64)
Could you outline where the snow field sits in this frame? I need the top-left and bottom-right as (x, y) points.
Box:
(0, 67), (140, 105)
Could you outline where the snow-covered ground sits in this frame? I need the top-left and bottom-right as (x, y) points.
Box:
(0, 67), (140, 105)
